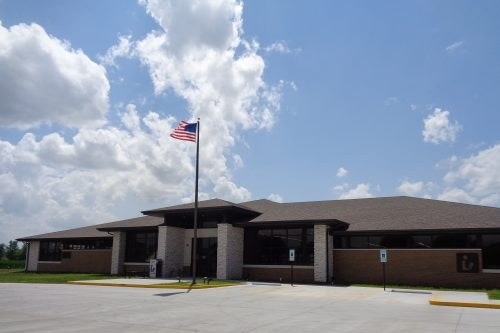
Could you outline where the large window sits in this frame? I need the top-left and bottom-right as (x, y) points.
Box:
(125, 231), (158, 262)
(39, 241), (62, 261)
(482, 234), (500, 269)
(244, 228), (313, 265)
(334, 234), (483, 249)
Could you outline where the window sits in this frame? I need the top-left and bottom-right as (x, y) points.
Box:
(482, 234), (500, 269)
(244, 227), (314, 265)
(125, 231), (158, 262)
(62, 239), (112, 250)
(39, 241), (62, 261)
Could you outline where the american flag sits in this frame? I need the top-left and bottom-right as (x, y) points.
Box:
(170, 121), (197, 142)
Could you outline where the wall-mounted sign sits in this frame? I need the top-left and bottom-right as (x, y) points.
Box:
(289, 249), (296, 262)
(379, 249), (388, 263)
(149, 259), (157, 278)
(456, 253), (479, 273)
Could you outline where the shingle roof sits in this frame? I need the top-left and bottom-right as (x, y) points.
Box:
(242, 196), (500, 231)
(96, 216), (163, 231)
(17, 196), (500, 241)
(17, 224), (110, 241)
(141, 198), (258, 216)
(17, 216), (163, 241)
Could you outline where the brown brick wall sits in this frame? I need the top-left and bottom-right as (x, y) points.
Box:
(333, 249), (500, 289)
(243, 266), (314, 283)
(38, 249), (111, 274)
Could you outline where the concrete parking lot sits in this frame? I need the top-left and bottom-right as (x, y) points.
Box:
(0, 283), (499, 332)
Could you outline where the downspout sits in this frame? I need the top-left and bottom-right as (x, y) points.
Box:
(24, 241), (30, 272)
(325, 228), (329, 283)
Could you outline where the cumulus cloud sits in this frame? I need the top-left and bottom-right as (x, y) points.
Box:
(0, 22), (109, 129)
(267, 193), (283, 203)
(0, 105), (196, 241)
(264, 41), (291, 54)
(422, 108), (462, 144)
(397, 180), (434, 197)
(439, 144), (500, 206)
(338, 183), (374, 199)
(336, 167), (348, 178)
(98, 35), (133, 68)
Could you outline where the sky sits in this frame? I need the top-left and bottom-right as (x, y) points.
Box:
(0, 0), (499, 243)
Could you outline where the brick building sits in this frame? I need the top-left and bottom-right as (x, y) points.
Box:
(18, 196), (500, 288)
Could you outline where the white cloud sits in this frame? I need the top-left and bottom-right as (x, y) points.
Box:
(338, 183), (374, 199)
(267, 193), (283, 203)
(0, 22), (109, 129)
(232, 154), (244, 169)
(264, 41), (291, 54)
(0, 105), (197, 242)
(336, 167), (348, 178)
(422, 108), (462, 144)
(445, 40), (464, 53)
(410, 104), (417, 111)
(98, 35), (133, 68)
(398, 181), (423, 196)
(439, 144), (500, 206)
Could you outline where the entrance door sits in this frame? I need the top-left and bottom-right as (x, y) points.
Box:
(192, 237), (217, 277)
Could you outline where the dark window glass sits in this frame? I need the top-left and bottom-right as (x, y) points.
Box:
(244, 228), (314, 265)
(380, 235), (411, 248)
(412, 235), (432, 248)
(349, 236), (368, 248)
(125, 231), (158, 262)
(62, 239), (112, 250)
(368, 236), (382, 248)
(39, 241), (62, 261)
(482, 234), (500, 269)
(432, 234), (467, 248)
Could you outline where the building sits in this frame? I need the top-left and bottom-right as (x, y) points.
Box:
(18, 196), (500, 288)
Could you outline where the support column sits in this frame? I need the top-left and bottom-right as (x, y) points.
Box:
(26, 241), (40, 272)
(217, 223), (244, 280)
(314, 224), (328, 282)
(111, 231), (126, 275)
(157, 226), (184, 278)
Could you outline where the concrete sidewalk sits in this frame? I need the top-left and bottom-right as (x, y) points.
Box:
(67, 277), (192, 288)
(68, 278), (500, 309)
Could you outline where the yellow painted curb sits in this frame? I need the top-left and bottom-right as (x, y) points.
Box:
(429, 298), (500, 309)
(66, 281), (239, 289)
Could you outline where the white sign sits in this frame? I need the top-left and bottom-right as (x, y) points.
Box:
(289, 249), (296, 262)
(149, 259), (157, 278)
(379, 249), (388, 263)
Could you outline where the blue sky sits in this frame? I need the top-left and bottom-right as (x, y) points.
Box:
(0, 0), (499, 242)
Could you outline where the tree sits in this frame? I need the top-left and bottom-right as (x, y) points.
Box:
(0, 243), (5, 259)
(6, 240), (18, 260)
(17, 243), (27, 260)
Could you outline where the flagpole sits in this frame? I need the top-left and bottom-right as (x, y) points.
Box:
(192, 118), (200, 285)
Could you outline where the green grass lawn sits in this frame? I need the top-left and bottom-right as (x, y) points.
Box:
(0, 269), (114, 284)
(488, 290), (500, 300)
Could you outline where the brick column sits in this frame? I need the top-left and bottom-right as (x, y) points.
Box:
(217, 223), (244, 280)
(26, 240), (40, 272)
(157, 226), (184, 278)
(111, 231), (126, 275)
(314, 224), (328, 282)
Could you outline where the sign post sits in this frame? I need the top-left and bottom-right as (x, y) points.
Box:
(379, 249), (387, 291)
(289, 249), (295, 286)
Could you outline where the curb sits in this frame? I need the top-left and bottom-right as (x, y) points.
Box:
(429, 298), (500, 309)
(66, 281), (239, 289)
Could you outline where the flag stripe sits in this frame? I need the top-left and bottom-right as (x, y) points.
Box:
(170, 121), (197, 142)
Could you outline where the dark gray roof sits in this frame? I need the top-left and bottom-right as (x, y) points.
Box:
(242, 196), (500, 231)
(17, 216), (163, 241)
(17, 224), (110, 241)
(96, 216), (163, 231)
(142, 198), (258, 216)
